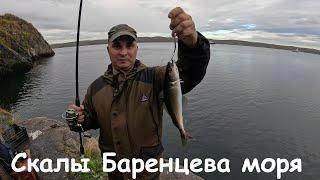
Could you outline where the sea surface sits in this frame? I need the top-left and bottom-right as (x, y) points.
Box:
(1, 43), (320, 179)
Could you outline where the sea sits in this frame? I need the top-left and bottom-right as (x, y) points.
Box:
(1, 43), (320, 180)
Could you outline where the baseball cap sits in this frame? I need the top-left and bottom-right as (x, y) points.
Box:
(108, 24), (137, 42)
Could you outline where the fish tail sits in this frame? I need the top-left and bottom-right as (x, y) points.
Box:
(181, 131), (192, 146)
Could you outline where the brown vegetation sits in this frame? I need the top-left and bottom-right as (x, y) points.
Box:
(0, 13), (55, 78)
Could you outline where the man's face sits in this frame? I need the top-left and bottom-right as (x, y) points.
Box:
(107, 35), (138, 72)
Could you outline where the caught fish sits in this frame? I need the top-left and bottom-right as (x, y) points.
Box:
(164, 60), (192, 146)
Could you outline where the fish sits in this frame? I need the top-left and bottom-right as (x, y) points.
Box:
(164, 60), (192, 146)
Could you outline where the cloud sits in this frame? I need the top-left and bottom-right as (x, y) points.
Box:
(240, 24), (256, 30)
(203, 30), (320, 49)
(1, 0), (319, 48)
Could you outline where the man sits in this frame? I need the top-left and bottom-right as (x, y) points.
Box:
(68, 7), (210, 179)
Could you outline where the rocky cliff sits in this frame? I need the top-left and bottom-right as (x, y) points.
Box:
(0, 13), (55, 78)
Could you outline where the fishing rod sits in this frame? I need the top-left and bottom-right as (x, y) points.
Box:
(62, 0), (85, 156)
(75, 0), (83, 107)
(75, 0), (84, 156)
(63, 0), (91, 157)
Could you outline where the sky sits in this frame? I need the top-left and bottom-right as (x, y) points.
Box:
(1, 0), (319, 49)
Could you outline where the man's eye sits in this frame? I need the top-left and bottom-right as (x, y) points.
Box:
(126, 43), (134, 48)
(113, 44), (121, 49)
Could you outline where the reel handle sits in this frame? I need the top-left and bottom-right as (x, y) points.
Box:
(62, 108), (92, 138)
(63, 108), (83, 132)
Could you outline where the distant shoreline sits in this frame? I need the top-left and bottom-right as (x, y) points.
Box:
(50, 37), (320, 55)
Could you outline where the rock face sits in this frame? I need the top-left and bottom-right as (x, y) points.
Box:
(0, 13), (55, 78)
(0, 110), (203, 180)
(21, 117), (203, 180)
(20, 117), (80, 180)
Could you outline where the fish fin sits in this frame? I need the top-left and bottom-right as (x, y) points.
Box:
(163, 104), (168, 114)
(182, 95), (188, 108)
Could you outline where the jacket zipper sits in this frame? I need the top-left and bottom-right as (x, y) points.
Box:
(123, 79), (135, 157)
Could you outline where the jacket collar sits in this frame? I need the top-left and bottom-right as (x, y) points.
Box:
(103, 59), (146, 83)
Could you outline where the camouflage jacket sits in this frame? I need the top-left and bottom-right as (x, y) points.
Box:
(81, 32), (210, 163)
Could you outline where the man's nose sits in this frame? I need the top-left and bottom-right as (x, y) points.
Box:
(119, 47), (128, 56)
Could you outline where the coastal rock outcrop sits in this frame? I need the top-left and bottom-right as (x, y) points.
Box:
(0, 108), (202, 179)
(20, 117), (203, 180)
(0, 13), (55, 78)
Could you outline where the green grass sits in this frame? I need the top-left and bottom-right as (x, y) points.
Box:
(78, 153), (107, 180)
(0, 16), (32, 50)
(74, 138), (107, 180)
(0, 31), (10, 47)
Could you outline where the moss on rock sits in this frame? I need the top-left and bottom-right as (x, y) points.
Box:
(0, 13), (55, 78)
(0, 108), (15, 133)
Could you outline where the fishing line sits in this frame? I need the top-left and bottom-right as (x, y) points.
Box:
(169, 34), (177, 63)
